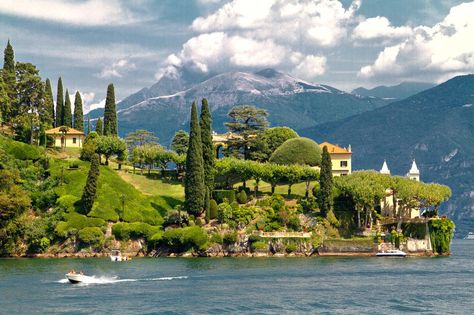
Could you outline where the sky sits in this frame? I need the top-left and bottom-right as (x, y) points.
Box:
(1, 0), (473, 112)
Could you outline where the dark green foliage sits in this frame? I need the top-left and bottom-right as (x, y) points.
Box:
(95, 117), (103, 135)
(429, 218), (455, 255)
(200, 98), (215, 190)
(73, 91), (83, 131)
(80, 153), (100, 214)
(1, 40), (15, 122)
(251, 241), (268, 252)
(270, 137), (322, 166)
(184, 102), (205, 215)
(56, 77), (64, 126)
(223, 231), (237, 246)
(163, 209), (189, 227)
(95, 135), (127, 165)
(209, 199), (218, 219)
(78, 227), (104, 247)
(80, 131), (99, 161)
(236, 190), (247, 204)
(44, 78), (54, 127)
(204, 187), (210, 223)
(213, 189), (236, 203)
(318, 146), (333, 217)
(225, 105), (269, 159)
(63, 89), (72, 127)
(3, 40), (14, 72)
(161, 226), (208, 252)
(103, 83), (117, 136)
(171, 130), (189, 155)
(112, 222), (161, 241)
(250, 127), (299, 161)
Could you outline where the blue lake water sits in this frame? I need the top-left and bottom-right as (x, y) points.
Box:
(1, 240), (473, 314)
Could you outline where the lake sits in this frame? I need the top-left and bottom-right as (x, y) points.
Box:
(1, 240), (473, 314)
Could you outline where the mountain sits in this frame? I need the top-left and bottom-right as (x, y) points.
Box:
(113, 68), (390, 145)
(300, 74), (474, 237)
(352, 82), (435, 100)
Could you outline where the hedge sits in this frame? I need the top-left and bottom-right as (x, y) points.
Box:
(213, 190), (236, 203)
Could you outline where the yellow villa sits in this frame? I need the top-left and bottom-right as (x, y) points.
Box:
(318, 142), (352, 176)
(45, 127), (85, 148)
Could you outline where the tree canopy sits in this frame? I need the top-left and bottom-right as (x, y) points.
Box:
(171, 130), (189, 155)
(73, 91), (83, 131)
(103, 83), (117, 136)
(250, 126), (299, 161)
(269, 137), (322, 166)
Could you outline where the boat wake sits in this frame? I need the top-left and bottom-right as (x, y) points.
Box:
(57, 275), (188, 285)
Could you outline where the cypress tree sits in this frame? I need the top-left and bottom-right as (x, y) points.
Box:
(44, 78), (54, 126)
(73, 91), (84, 131)
(2, 40), (15, 121)
(318, 146), (333, 216)
(200, 98), (215, 192)
(96, 117), (103, 135)
(87, 114), (91, 135)
(63, 89), (72, 127)
(184, 102), (205, 215)
(81, 153), (100, 214)
(103, 83), (117, 136)
(56, 77), (64, 126)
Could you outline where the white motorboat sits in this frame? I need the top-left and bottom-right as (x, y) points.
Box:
(110, 250), (129, 262)
(66, 272), (95, 284)
(464, 232), (474, 240)
(376, 249), (407, 257)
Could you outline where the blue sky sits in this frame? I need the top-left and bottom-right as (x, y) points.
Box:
(1, 0), (473, 112)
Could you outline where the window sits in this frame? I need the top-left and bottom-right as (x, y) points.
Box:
(340, 160), (348, 167)
(73, 137), (77, 144)
(341, 173), (348, 176)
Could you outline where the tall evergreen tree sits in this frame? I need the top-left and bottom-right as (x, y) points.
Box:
(184, 102), (205, 215)
(103, 83), (117, 136)
(44, 78), (54, 127)
(56, 77), (64, 126)
(200, 98), (215, 192)
(2, 40), (16, 121)
(81, 153), (100, 214)
(95, 117), (103, 135)
(63, 89), (72, 127)
(73, 91), (83, 131)
(318, 146), (333, 216)
(87, 114), (91, 135)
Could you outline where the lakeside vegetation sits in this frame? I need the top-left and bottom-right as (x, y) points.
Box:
(0, 40), (455, 257)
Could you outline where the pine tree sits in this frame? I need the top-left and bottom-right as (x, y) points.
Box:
(81, 153), (100, 214)
(56, 77), (64, 126)
(73, 91), (83, 131)
(200, 98), (215, 192)
(63, 89), (72, 127)
(103, 83), (117, 136)
(184, 102), (205, 215)
(96, 117), (103, 135)
(318, 146), (333, 216)
(44, 78), (54, 127)
(2, 40), (16, 121)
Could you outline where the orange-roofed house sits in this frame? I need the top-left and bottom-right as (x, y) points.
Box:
(45, 126), (85, 148)
(318, 142), (352, 176)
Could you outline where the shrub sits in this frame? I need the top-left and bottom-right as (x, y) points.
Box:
(236, 190), (248, 204)
(326, 210), (340, 227)
(68, 162), (79, 169)
(251, 241), (268, 252)
(209, 199), (218, 219)
(237, 186), (251, 195)
(210, 233), (223, 245)
(213, 190), (236, 203)
(78, 227), (104, 246)
(163, 209), (190, 227)
(56, 195), (80, 212)
(287, 216), (302, 231)
(217, 202), (233, 224)
(285, 243), (297, 253)
(54, 213), (105, 238)
(112, 222), (161, 241)
(223, 232), (238, 246)
(161, 226), (208, 252)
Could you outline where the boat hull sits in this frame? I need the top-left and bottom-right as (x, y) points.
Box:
(66, 273), (94, 284)
(376, 250), (407, 257)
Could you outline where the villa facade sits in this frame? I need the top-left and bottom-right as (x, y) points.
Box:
(45, 127), (85, 148)
(318, 142), (352, 176)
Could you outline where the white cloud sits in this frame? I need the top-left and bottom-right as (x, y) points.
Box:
(97, 58), (136, 79)
(352, 16), (413, 41)
(86, 99), (106, 114)
(358, 2), (474, 81)
(0, 0), (139, 26)
(293, 55), (327, 78)
(158, 0), (359, 81)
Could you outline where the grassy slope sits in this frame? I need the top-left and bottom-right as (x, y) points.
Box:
(50, 158), (169, 225)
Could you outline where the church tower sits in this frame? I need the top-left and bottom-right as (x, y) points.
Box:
(407, 159), (420, 181)
(380, 160), (390, 175)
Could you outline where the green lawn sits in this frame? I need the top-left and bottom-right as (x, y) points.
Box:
(50, 159), (174, 225)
